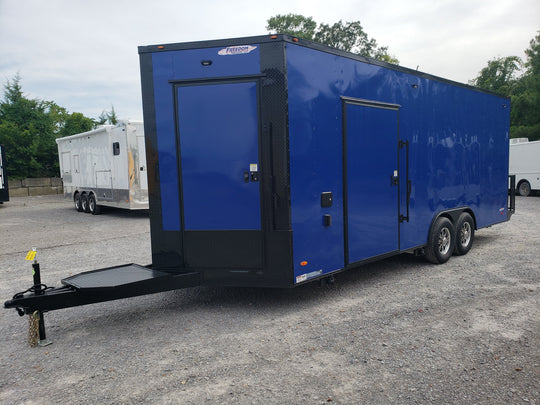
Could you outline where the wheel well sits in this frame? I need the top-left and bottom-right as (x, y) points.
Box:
(517, 179), (530, 187)
(429, 207), (477, 235)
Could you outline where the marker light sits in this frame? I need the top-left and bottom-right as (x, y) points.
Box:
(300, 261), (308, 266)
(270, 35), (278, 39)
(157, 45), (164, 49)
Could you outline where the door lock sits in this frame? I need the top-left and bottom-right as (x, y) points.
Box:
(249, 163), (259, 182)
(391, 170), (399, 186)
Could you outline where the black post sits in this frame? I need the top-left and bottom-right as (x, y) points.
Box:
(31, 261), (48, 343)
(32, 261), (42, 293)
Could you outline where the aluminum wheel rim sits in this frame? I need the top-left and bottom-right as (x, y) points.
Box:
(460, 222), (471, 246)
(438, 227), (451, 255)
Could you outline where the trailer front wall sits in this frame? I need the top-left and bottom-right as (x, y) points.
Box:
(286, 44), (510, 282)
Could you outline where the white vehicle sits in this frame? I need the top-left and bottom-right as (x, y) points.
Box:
(56, 121), (148, 214)
(509, 138), (540, 196)
(0, 145), (8, 203)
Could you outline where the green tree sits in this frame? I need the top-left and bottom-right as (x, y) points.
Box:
(470, 31), (540, 141)
(98, 105), (118, 125)
(267, 14), (399, 64)
(266, 14), (317, 40)
(0, 75), (97, 178)
(59, 112), (95, 137)
(469, 56), (522, 96)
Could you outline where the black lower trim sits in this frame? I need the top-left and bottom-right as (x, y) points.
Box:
(184, 230), (263, 269)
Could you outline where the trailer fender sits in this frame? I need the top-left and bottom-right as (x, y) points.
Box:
(429, 207), (477, 232)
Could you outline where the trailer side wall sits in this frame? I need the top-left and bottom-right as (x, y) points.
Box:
(286, 44), (510, 281)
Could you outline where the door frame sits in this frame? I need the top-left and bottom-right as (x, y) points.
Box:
(341, 96), (401, 266)
(171, 75), (266, 269)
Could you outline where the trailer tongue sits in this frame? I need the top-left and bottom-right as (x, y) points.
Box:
(5, 264), (200, 315)
(4, 262), (200, 345)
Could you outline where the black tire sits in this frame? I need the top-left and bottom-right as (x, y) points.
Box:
(80, 193), (90, 213)
(88, 194), (101, 215)
(425, 217), (455, 264)
(74, 193), (83, 212)
(454, 212), (475, 256)
(518, 181), (531, 197)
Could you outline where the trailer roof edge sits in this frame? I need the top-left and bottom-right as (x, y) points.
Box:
(137, 34), (507, 99)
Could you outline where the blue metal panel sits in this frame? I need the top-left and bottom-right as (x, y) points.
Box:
(287, 51), (345, 282)
(346, 103), (399, 262)
(287, 43), (509, 280)
(177, 82), (261, 230)
(151, 45), (261, 231)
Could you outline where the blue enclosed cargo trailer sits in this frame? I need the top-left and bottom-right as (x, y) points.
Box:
(138, 34), (513, 287)
(5, 35), (515, 339)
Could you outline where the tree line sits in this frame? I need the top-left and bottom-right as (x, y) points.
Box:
(1, 16), (538, 179)
(0, 75), (118, 178)
(470, 31), (540, 141)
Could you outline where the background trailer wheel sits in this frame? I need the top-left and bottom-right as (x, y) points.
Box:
(425, 217), (455, 264)
(517, 180), (531, 197)
(88, 194), (101, 215)
(80, 193), (90, 213)
(74, 193), (83, 212)
(454, 213), (475, 256)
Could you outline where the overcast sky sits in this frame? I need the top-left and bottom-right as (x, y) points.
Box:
(1, 0), (538, 121)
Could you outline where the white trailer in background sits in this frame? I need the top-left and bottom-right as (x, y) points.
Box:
(509, 138), (540, 196)
(56, 121), (148, 214)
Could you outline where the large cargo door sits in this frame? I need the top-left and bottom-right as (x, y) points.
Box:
(344, 99), (399, 264)
(176, 80), (262, 268)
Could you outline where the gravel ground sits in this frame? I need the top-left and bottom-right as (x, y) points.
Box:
(0, 195), (538, 404)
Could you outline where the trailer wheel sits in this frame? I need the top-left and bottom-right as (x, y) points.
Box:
(517, 180), (531, 197)
(454, 213), (474, 256)
(425, 217), (455, 264)
(80, 193), (90, 213)
(74, 193), (83, 212)
(88, 194), (101, 215)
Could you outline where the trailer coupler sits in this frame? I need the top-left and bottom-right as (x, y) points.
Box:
(5, 263), (201, 345)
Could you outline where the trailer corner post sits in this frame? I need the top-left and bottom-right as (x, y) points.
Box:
(29, 261), (52, 347)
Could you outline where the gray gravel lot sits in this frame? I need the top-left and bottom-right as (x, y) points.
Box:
(0, 195), (538, 404)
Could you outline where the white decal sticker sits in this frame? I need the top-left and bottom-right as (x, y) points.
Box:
(250, 163), (258, 172)
(306, 270), (323, 279)
(296, 270), (323, 283)
(218, 45), (257, 56)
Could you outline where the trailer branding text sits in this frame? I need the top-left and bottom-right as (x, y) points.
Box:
(218, 45), (257, 55)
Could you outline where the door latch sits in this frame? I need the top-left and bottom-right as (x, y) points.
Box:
(249, 163), (259, 182)
(391, 170), (399, 186)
